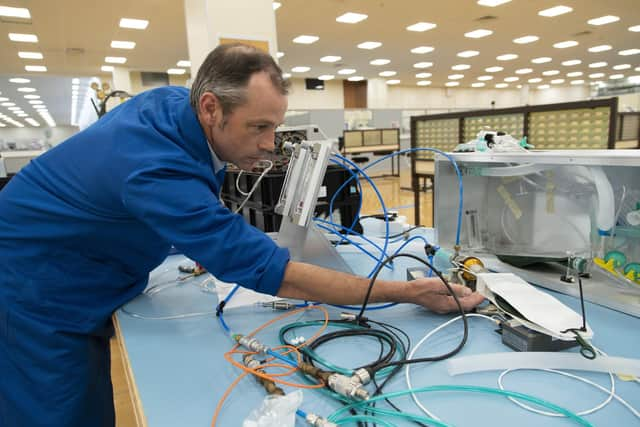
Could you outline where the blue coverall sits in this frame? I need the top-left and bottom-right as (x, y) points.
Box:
(0, 86), (290, 426)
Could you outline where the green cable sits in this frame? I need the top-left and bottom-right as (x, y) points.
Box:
(327, 385), (593, 426)
(333, 415), (397, 426)
(358, 406), (451, 426)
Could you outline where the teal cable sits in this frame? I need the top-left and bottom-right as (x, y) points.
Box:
(352, 406), (452, 426)
(327, 385), (593, 426)
(334, 415), (397, 426)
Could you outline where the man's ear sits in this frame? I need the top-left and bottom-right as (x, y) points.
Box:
(198, 92), (221, 127)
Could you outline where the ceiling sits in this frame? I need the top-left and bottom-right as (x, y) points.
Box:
(0, 0), (639, 128)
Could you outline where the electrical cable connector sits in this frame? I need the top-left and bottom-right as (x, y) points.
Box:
(258, 300), (297, 311)
(234, 334), (269, 354)
(327, 373), (370, 400)
(305, 413), (338, 427)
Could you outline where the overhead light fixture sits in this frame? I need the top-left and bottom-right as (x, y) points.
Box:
(587, 15), (620, 26)
(17, 87), (36, 92)
(318, 75), (334, 80)
(629, 25), (640, 32)
(515, 68), (533, 74)
(336, 12), (367, 24)
(25, 118), (40, 127)
(532, 57), (552, 64)
(370, 59), (390, 66)
(589, 73), (605, 78)
(7, 107), (21, 111)
(101, 65), (114, 72)
(410, 46), (434, 54)
(348, 76), (365, 81)
(293, 35), (319, 44)
(513, 35), (539, 44)
(8, 33), (38, 43)
(610, 74), (625, 79)
(416, 72), (432, 78)
(406, 22), (437, 32)
(452, 64), (471, 70)
(119, 18), (149, 30)
(628, 75), (640, 83)
(567, 71), (583, 77)
(111, 40), (136, 49)
(497, 54), (518, 61)
(477, 0), (511, 6)
(553, 40), (578, 49)
(9, 78), (30, 83)
(619, 49), (640, 56)
(538, 6), (572, 17)
(1, 102), (15, 106)
(337, 68), (356, 75)
(551, 78), (565, 84)
(495, 83), (508, 88)
(472, 82), (486, 87)
(25, 65), (47, 72)
(448, 74), (464, 80)
(477, 75), (493, 81)
(276, 52), (285, 58)
(613, 64), (631, 70)
(542, 70), (560, 76)
(570, 80), (585, 85)
(272, 2), (281, 10)
(528, 78), (542, 83)
(379, 71), (397, 77)
(485, 66), (503, 72)
(18, 51), (43, 59)
(0, 6), (31, 18)
(320, 56), (341, 63)
(562, 59), (581, 66)
(24, 94), (40, 99)
(445, 81), (460, 87)
(105, 56), (127, 64)
(177, 60), (191, 67)
(457, 50), (480, 58)
(357, 41), (381, 49)
(282, 73), (291, 79)
(28, 100), (43, 104)
(72, 78), (80, 84)
(291, 66), (311, 72)
(589, 62), (607, 68)
(386, 79), (401, 85)
(538, 84), (550, 89)
(0, 97), (8, 101)
(167, 68), (186, 75)
(413, 62), (433, 69)
(588, 45), (612, 52)
(464, 29), (493, 38)
(504, 76), (519, 82)
(417, 80), (432, 86)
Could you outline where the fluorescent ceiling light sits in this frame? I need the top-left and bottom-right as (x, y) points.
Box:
(18, 51), (43, 59)
(567, 71), (583, 77)
(1, 102), (15, 106)
(613, 64), (631, 70)
(348, 76), (364, 81)
(167, 68), (186, 75)
(413, 62), (433, 69)
(177, 60), (191, 67)
(448, 74), (464, 80)
(71, 78), (79, 84)
(570, 80), (584, 85)
(477, 75), (493, 81)
(28, 100), (43, 104)
(24, 94), (40, 99)
(272, 2), (281, 10)
(589, 62), (607, 68)
(7, 107), (21, 111)
(589, 73), (605, 78)
(406, 22), (437, 32)
(111, 40), (136, 49)
(370, 59), (390, 65)
(629, 25), (640, 32)
(504, 77), (519, 82)
(553, 40), (578, 49)
(318, 75), (334, 80)
(478, 0), (511, 6)
(497, 54), (518, 61)
(9, 78), (30, 83)
(25, 118), (40, 127)
(293, 35), (319, 44)
(465, 29), (493, 38)
(532, 57), (552, 64)
(105, 56), (127, 64)
(386, 79), (401, 85)
(445, 81), (460, 87)
(495, 83), (508, 88)
(379, 71), (397, 77)
(0, 97), (8, 101)
(528, 78), (542, 83)
(457, 50), (479, 58)
(25, 65), (47, 72)
(472, 82), (486, 87)
(588, 15), (620, 26)
(515, 68), (533, 74)
(276, 52), (284, 58)
(410, 46), (434, 54)
(417, 80), (432, 86)
(119, 18), (148, 30)
(542, 70), (560, 76)
(416, 72), (432, 78)
(337, 68), (356, 75)
(320, 56), (341, 63)
(452, 64), (471, 70)
(561, 59), (581, 66)
(628, 75), (640, 83)
(538, 84), (550, 89)
(538, 6), (572, 17)
(8, 33), (38, 43)
(619, 49), (640, 56)
(282, 73), (291, 79)
(551, 79), (565, 84)
(101, 65), (114, 72)
(485, 66), (503, 72)
(291, 66), (311, 72)
(609, 74), (624, 79)
(0, 6), (31, 18)
(588, 45), (612, 52)
(17, 87), (36, 92)
(513, 35), (539, 44)
(357, 41), (381, 49)
(336, 12), (367, 24)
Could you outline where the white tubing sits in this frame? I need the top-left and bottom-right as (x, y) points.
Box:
(448, 352), (640, 377)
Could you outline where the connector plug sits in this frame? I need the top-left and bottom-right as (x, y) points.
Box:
(306, 413), (338, 427)
(327, 373), (370, 400)
(235, 335), (269, 354)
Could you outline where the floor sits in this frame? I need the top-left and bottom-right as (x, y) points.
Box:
(110, 172), (433, 426)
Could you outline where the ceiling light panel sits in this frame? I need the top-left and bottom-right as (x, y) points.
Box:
(357, 41), (381, 49)
(8, 33), (38, 43)
(0, 6), (31, 18)
(629, 25), (640, 32)
(410, 46), (434, 54)
(18, 52), (43, 59)
(589, 62), (607, 68)
(348, 76), (364, 81)
(167, 68), (185, 75)
(119, 18), (149, 29)
(177, 60), (191, 67)
(497, 54), (518, 61)
(588, 45), (612, 52)
(320, 56), (342, 62)
(291, 66), (311, 72)
(406, 22), (437, 32)
(417, 80), (431, 86)
(336, 12), (367, 24)
(619, 49), (640, 56)
(561, 59), (581, 66)
(528, 78), (542, 83)
(101, 65), (114, 72)
(587, 15), (620, 26)
(485, 66), (503, 72)
(9, 78), (30, 83)
(370, 59), (390, 65)
(567, 71), (583, 77)
(413, 62), (433, 69)
(515, 68), (533, 74)
(337, 68), (356, 75)
(553, 40), (578, 48)
(538, 84), (550, 89)
(105, 56), (127, 64)
(551, 79), (565, 84)
(610, 74), (625, 79)
(542, 70), (560, 76)
(293, 35), (319, 44)
(111, 41), (136, 49)
(513, 35), (539, 44)
(23, 94), (40, 99)
(25, 65), (47, 72)
(495, 83), (508, 88)
(386, 79), (400, 85)
(458, 50), (480, 58)
(613, 64), (631, 70)
(532, 57), (552, 64)
(445, 82), (459, 87)
(318, 75), (334, 80)
(538, 6), (572, 17)
(477, 75), (493, 81)
(570, 80), (585, 85)
(589, 73), (605, 78)
(504, 77), (519, 82)
(477, 0), (511, 6)
(465, 29), (493, 38)
(379, 71), (397, 77)
(17, 87), (36, 92)
(448, 74), (464, 80)
(472, 82), (486, 87)
(416, 72), (432, 78)
(452, 64), (471, 70)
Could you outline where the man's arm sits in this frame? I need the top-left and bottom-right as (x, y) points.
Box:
(277, 261), (485, 313)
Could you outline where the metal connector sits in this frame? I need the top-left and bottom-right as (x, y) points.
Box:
(236, 335), (269, 354)
(351, 368), (371, 386)
(339, 312), (357, 322)
(306, 413), (338, 427)
(260, 300), (296, 311)
(327, 373), (370, 400)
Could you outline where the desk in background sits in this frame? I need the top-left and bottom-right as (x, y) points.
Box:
(342, 128), (400, 176)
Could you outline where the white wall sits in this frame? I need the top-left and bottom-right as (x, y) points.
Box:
(529, 85), (590, 105)
(0, 125), (79, 148)
(287, 79), (344, 109)
(616, 93), (640, 111)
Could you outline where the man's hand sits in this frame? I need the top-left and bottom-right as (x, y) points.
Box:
(408, 278), (485, 314)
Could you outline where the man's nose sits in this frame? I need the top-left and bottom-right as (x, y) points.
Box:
(258, 132), (276, 153)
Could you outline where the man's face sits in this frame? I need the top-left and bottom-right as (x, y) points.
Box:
(203, 71), (287, 170)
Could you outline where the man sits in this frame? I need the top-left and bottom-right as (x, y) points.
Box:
(0, 43), (484, 426)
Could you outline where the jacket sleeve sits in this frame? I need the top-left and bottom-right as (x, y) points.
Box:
(121, 163), (289, 296)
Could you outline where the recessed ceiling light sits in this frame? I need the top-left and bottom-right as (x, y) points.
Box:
(619, 49), (640, 56)
(320, 56), (342, 63)
(553, 40), (578, 49)
(550, 78), (565, 84)
(457, 50), (480, 58)
(613, 64), (631, 70)
(0, 97), (8, 102)
(276, 52), (284, 59)
(532, 57), (552, 64)
(318, 75), (334, 80)
(567, 71), (583, 77)
(8, 33), (38, 43)
(9, 78), (30, 83)
(589, 73), (605, 78)
(416, 72), (432, 78)
(629, 75), (640, 83)
(477, 0), (511, 6)
(448, 74), (464, 80)
(561, 59), (581, 66)
(1, 102), (16, 107)
(485, 66), (503, 72)
(101, 65), (114, 72)
(465, 29), (493, 38)
(472, 82), (486, 87)
(588, 15), (620, 26)
(167, 68), (186, 75)
(25, 65), (47, 72)
(337, 68), (356, 75)
(28, 100), (43, 104)
(0, 6), (31, 18)
(386, 79), (401, 85)
(379, 71), (397, 77)
(282, 73), (291, 79)
(71, 78), (80, 84)
(272, 2), (281, 10)
(609, 74), (625, 79)
(7, 107), (21, 111)
(370, 59), (391, 66)
(292, 66), (311, 72)
(293, 35), (319, 44)
(406, 22), (437, 32)
(336, 12), (367, 24)
(528, 78), (542, 83)
(417, 80), (432, 86)
(119, 18), (149, 30)
(542, 70), (560, 76)
(348, 76), (364, 81)
(357, 41), (381, 49)
(495, 83), (508, 88)
(177, 60), (191, 67)
(629, 25), (640, 32)
(570, 80), (585, 85)
(105, 56), (127, 64)
(452, 64), (471, 70)
(497, 54), (518, 61)
(504, 76), (519, 82)
(538, 6), (572, 17)
(17, 87), (36, 92)
(24, 94), (40, 99)
(538, 84), (550, 89)
(515, 68), (533, 74)
(410, 46), (434, 54)
(513, 35), (539, 44)
(413, 62), (433, 69)
(18, 51), (43, 59)
(111, 40), (136, 49)
(477, 75), (493, 81)
(589, 62), (607, 68)
(445, 81), (460, 87)
(588, 45), (612, 53)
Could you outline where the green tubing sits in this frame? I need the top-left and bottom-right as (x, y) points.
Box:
(355, 406), (452, 426)
(327, 385), (593, 427)
(334, 415), (397, 426)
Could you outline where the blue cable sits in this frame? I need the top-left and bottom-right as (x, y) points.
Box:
(328, 157), (364, 242)
(266, 348), (299, 368)
(296, 408), (307, 419)
(217, 312), (231, 334)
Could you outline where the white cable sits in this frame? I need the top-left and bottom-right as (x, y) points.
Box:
(404, 314), (498, 421)
(234, 160), (274, 213)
